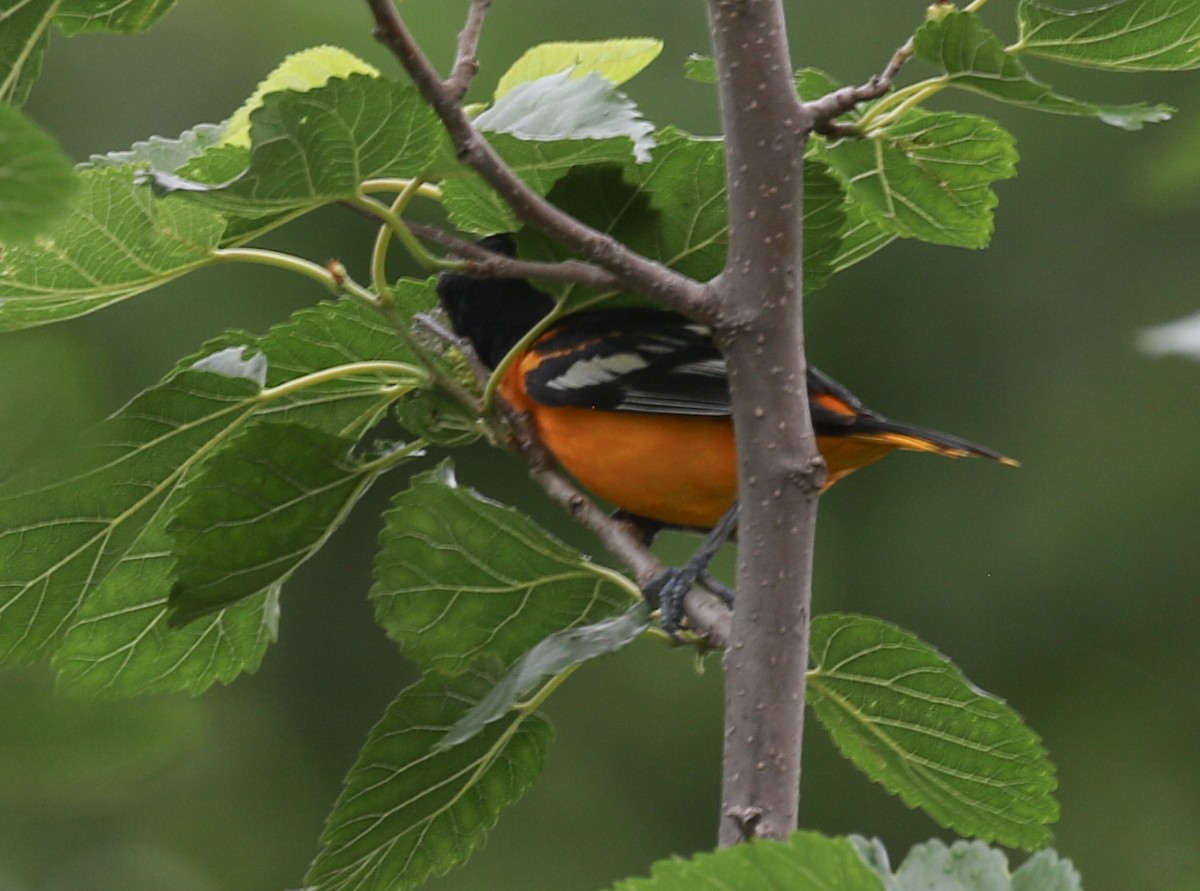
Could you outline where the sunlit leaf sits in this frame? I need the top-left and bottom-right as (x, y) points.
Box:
(221, 45), (380, 148)
(915, 11), (1173, 129)
(495, 38), (662, 99)
(372, 464), (636, 675)
(0, 102), (78, 241)
(610, 831), (885, 891)
(1017, 0), (1200, 71)
(808, 614), (1058, 850)
(306, 670), (552, 891)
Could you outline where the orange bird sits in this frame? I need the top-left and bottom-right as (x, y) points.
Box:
(438, 236), (1015, 627)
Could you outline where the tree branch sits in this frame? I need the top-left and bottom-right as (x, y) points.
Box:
(706, 0), (823, 845)
(365, 0), (717, 322)
(446, 0), (490, 101)
(408, 223), (626, 291)
(804, 37), (915, 138)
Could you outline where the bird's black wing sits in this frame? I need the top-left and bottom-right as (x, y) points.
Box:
(522, 309), (732, 417)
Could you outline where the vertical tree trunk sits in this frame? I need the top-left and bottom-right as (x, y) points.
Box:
(706, 0), (824, 845)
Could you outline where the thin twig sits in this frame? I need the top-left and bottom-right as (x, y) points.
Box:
(364, 0), (717, 322)
(408, 223), (626, 291)
(803, 37), (915, 138)
(446, 0), (491, 100)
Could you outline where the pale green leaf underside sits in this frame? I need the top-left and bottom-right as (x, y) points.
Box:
(855, 838), (1084, 891)
(372, 465), (635, 675)
(0, 102), (78, 241)
(437, 604), (650, 751)
(306, 671), (552, 891)
(476, 70), (653, 161)
(808, 614), (1058, 850)
(1017, 0), (1200, 71)
(611, 831), (885, 891)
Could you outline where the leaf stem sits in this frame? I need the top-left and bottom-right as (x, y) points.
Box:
(210, 247), (344, 294)
(369, 178), (431, 296)
(857, 76), (950, 132)
(258, 361), (428, 402)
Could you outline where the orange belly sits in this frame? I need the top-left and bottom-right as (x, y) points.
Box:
(528, 404), (739, 528)
(500, 366), (897, 528)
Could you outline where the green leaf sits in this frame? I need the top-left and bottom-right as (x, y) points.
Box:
(0, 102), (78, 241)
(822, 110), (1018, 249)
(0, 299), (424, 666)
(372, 464), (637, 675)
(1017, 0), (1200, 71)
(0, 165), (225, 331)
(52, 517), (279, 698)
(0, 0), (55, 105)
(915, 11), (1173, 130)
(55, 0), (177, 35)
(495, 38), (662, 99)
(803, 159), (848, 293)
(441, 132), (641, 234)
(808, 614), (1058, 850)
(513, 130), (842, 300)
(1, 0), (176, 105)
(437, 603), (650, 751)
(221, 45), (380, 149)
(166, 422), (403, 625)
(306, 670), (552, 891)
(611, 831), (885, 891)
(155, 74), (443, 215)
(0, 368), (262, 664)
(233, 286), (434, 434)
(829, 200), (897, 275)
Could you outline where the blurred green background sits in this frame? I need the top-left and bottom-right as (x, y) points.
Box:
(5, 1), (1200, 889)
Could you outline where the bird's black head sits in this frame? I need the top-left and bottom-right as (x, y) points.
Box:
(436, 234), (556, 369)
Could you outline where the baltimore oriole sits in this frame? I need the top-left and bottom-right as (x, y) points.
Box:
(437, 235), (1015, 626)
